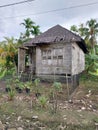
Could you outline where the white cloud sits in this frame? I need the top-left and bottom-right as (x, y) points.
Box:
(0, 0), (98, 41)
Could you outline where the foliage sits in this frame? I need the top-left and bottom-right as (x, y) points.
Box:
(5, 78), (16, 100)
(38, 95), (48, 108)
(53, 82), (62, 91)
(52, 82), (62, 113)
(70, 19), (98, 76)
(34, 78), (40, 87)
(0, 68), (7, 79)
(20, 18), (41, 41)
(6, 78), (15, 90)
(8, 89), (15, 101)
(14, 78), (20, 84)
(85, 45), (98, 75)
(18, 82), (25, 90)
(0, 37), (19, 79)
(33, 78), (40, 93)
(70, 19), (98, 50)
(94, 117), (98, 123)
(24, 81), (33, 90)
(0, 19), (40, 79)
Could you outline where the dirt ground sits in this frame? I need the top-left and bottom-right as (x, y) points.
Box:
(0, 79), (98, 130)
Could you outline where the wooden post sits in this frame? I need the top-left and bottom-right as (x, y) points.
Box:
(18, 48), (26, 73)
(71, 74), (79, 92)
(66, 74), (69, 101)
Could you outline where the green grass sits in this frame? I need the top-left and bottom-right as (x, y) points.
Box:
(80, 72), (98, 82)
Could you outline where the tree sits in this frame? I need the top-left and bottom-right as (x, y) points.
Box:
(31, 25), (41, 37)
(20, 18), (40, 39)
(70, 19), (98, 75)
(85, 19), (98, 49)
(70, 25), (78, 33)
(70, 19), (98, 50)
(0, 37), (18, 72)
(21, 18), (35, 38)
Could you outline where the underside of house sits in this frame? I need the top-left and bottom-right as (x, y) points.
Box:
(18, 25), (88, 88)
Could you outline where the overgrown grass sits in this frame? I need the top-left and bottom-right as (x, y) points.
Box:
(80, 72), (98, 82)
(80, 73), (98, 96)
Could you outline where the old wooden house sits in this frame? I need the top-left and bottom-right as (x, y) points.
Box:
(18, 25), (87, 86)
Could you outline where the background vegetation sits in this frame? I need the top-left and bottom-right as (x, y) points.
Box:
(0, 18), (40, 79)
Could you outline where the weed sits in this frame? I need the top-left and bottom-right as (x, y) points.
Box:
(38, 95), (48, 108)
(8, 89), (15, 100)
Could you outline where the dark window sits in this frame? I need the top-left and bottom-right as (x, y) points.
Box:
(58, 55), (63, 59)
(42, 56), (47, 60)
(53, 56), (57, 59)
(48, 56), (51, 59)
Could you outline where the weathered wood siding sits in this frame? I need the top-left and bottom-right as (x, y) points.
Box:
(36, 42), (72, 76)
(72, 42), (85, 75)
(18, 48), (26, 72)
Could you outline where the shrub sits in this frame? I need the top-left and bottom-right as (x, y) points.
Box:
(38, 96), (48, 108)
(8, 89), (15, 100)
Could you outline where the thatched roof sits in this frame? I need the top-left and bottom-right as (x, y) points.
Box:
(24, 25), (88, 53)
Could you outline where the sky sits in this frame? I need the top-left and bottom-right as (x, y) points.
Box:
(0, 0), (98, 41)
